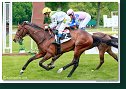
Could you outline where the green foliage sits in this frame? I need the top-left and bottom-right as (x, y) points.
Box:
(45, 2), (69, 12)
(12, 2), (118, 26)
(68, 2), (118, 25)
(12, 2), (32, 25)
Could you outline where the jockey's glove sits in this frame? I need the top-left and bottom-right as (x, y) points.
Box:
(69, 22), (79, 27)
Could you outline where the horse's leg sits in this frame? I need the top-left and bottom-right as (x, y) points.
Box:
(58, 47), (84, 77)
(95, 46), (106, 70)
(20, 53), (44, 75)
(67, 57), (80, 77)
(58, 56), (80, 77)
(57, 57), (77, 74)
(47, 54), (62, 69)
(107, 47), (118, 62)
(39, 53), (52, 71)
(67, 46), (89, 77)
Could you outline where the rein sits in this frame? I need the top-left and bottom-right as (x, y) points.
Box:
(15, 26), (26, 40)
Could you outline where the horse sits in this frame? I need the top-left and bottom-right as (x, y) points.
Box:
(55, 32), (118, 73)
(89, 32), (118, 70)
(13, 21), (118, 77)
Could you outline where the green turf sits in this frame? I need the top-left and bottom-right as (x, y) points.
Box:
(2, 51), (118, 81)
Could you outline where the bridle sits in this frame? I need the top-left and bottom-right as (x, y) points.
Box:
(15, 25), (27, 42)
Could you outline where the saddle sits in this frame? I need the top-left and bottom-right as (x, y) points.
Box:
(46, 28), (72, 55)
(54, 29), (71, 44)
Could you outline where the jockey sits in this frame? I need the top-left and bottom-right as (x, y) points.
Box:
(42, 7), (51, 24)
(67, 9), (91, 30)
(42, 7), (71, 45)
(49, 11), (71, 45)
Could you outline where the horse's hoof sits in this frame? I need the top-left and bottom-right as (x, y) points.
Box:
(20, 70), (24, 75)
(57, 68), (63, 73)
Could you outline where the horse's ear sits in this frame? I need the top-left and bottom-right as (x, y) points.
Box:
(17, 22), (22, 28)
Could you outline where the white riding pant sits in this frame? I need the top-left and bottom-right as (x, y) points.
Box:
(79, 13), (91, 29)
(56, 21), (71, 34)
(56, 22), (66, 34)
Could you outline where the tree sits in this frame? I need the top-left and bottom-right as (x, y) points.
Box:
(12, 2), (32, 25)
(12, 2), (118, 26)
(96, 2), (101, 28)
(45, 2), (69, 11)
(68, 2), (118, 26)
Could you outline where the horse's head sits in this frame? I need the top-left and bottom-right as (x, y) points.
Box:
(13, 21), (29, 44)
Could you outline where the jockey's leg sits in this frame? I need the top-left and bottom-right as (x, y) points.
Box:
(79, 14), (91, 30)
(55, 22), (66, 45)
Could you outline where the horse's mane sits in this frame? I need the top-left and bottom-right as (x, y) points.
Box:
(24, 22), (53, 39)
(27, 22), (44, 30)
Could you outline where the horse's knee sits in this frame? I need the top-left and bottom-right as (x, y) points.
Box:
(73, 60), (79, 67)
(75, 63), (79, 67)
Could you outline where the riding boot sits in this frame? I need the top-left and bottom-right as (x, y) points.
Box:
(56, 36), (61, 54)
(56, 36), (61, 45)
(52, 35), (61, 54)
(52, 36), (60, 45)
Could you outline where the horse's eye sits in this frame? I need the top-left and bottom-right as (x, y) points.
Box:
(18, 29), (20, 31)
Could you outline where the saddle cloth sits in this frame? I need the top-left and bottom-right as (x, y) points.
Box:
(55, 29), (71, 43)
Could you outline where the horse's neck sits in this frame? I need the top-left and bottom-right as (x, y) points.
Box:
(26, 25), (50, 45)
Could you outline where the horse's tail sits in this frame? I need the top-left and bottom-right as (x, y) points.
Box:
(92, 36), (118, 48)
(92, 36), (102, 47)
(109, 35), (118, 42)
(104, 38), (118, 48)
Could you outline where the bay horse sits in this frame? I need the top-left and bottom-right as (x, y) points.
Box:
(13, 21), (118, 77)
(56, 32), (118, 73)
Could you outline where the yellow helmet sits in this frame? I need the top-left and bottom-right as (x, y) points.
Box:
(42, 7), (51, 14)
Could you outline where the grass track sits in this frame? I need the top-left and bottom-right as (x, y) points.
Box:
(2, 51), (118, 81)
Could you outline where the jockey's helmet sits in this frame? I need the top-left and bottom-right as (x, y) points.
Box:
(42, 7), (51, 14)
(67, 9), (74, 16)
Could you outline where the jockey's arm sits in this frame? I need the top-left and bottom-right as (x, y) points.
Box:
(49, 22), (57, 30)
(69, 19), (79, 28)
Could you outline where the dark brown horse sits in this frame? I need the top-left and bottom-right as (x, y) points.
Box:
(90, 32), (118, 69)
(13, 21), (118, 77)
